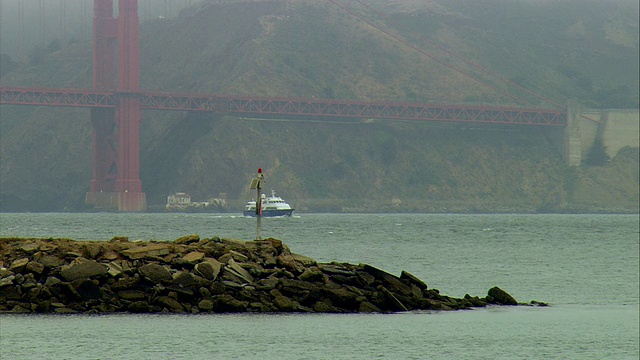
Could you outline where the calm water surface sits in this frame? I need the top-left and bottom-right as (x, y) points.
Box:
(0, 213), (638, 359)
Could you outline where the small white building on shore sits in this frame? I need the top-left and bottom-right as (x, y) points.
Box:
(166, 192), (227, 211)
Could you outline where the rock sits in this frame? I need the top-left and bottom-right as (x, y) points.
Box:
(378, 286), (409, 312)
(359, 301), (381, 313)
(138, 263), (172, 283)
(400, 270), (428, 290)
(220, 238), (246, 247)
(193, 262), (216, 280)
(60, 258), (108, 281)
(323, 285), (361, 308)
(320, 264), (355, 276)
(356, 270), (376, 287)
(34, 301), (51, 313)
(530, 300), (549, 307)
(23, 278), (38, 292)
(172, 271), (198, 288)
(121, 244), (170, 260)
(38, 255), (63, 268)
(0, 276), (14, 288)
(109, 236), (129, 243)
(214, 294), (248, 312)
(156, 296), (185, 312)
(174, 234), (200, 245)
(279, 278), (318, 294)
(291, 253), (317, 266)
(118, 290), (146, 301)
(25, 261), (45, 275)
(181, 251), (205, 263)
(19, 243), (40, 253)
(312, 299), (341, 313)
(228, 250), (249, 262)
(199, 287), (211, 298)
(487, 286), (517, 305)
(379, 274), (412, 296)
(11, 304), (32, 313)
(54, 307), (79, 314)
(198, 299), (214, 311)
(194, 260), (220, 280)
(0, 268), (13, 278)
(273, 294), (297, 311)
(83, 243), (103, 259)
(72, 279), (104, 300)
(102, 251), (119, 261)
(65, 251), (83, 259)
(262, 238), (284, 252)
(44, 276), (61, 287)
(299, 267), (325, 282)
(9, 258), (29, 273)
(0, 284), (21, 300)
(226, 258), (254, 284)
(106, 262), (123, 277)
(112, 276), (139, 291)
(128, 301), (151, 313)
(361, 264), (413, 296)
(276, 253), (301, 273)
(464, 294), (487, 307)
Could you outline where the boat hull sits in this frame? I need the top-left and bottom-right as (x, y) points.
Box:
(243, 209), (294, 217)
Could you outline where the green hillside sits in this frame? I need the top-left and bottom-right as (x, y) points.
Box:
(0, 0), (638, 212)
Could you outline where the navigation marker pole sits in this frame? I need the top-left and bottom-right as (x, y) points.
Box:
(249, 168), (265, 240)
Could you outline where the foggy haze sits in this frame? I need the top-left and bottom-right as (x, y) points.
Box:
(0, 0), (196, 60)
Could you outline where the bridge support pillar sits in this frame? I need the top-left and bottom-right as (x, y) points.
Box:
(88, 107), (117, 193)
(86, 0), (146, 211)
(113, 95), (146, 211)
(563, 101), (582, 166)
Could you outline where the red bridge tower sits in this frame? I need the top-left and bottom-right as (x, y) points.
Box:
(85, 0), (146, 211)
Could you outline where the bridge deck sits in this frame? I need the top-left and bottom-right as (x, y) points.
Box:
(0, 86), (567, 126)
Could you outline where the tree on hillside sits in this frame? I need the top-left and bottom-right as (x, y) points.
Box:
(594, 86), (639, 109)
(583, 138), (610, 166)
(0, 53), (18, 77)
(28, 40), (62, 66)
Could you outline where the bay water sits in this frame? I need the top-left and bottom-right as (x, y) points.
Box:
(0, 213), (638, 359)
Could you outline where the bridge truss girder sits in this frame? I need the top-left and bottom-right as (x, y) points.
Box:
(1, 86), (567, 127)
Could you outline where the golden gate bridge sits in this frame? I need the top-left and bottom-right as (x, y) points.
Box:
(0, 0), (568, 211)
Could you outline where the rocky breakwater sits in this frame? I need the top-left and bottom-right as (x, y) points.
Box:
(0, 236), (537, 314)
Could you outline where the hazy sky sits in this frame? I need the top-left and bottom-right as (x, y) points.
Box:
(0, 0), (196, 59)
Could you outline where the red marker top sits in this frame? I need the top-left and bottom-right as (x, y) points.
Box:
(258, 168), (262, 173)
